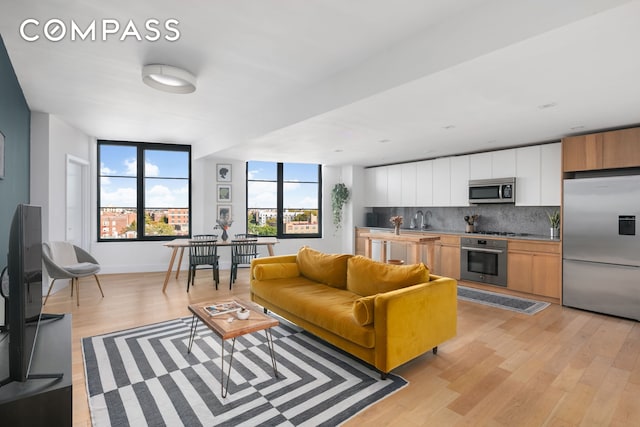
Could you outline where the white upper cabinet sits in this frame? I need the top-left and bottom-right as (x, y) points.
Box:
(492, 149), (516, 178)
(432, 157), (451, 206)
(363, 143), (560, 208)
(450, 155), (470, 206)
(469, 149), (516, 179)
(469, 152), (492, 180)
(364, 167), (388, 207)
(540, 143), (561, 206)
(516, 146), (541, 206)
(401, 162), (417, 206)
(415, 160), (433, 206)
(515, 143), (561, 206)
(386, 164), (402, 207)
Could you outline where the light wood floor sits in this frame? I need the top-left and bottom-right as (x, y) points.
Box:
(43, 269), (640, 427)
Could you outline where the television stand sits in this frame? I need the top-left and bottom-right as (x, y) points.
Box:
(0, 314), (71, 426)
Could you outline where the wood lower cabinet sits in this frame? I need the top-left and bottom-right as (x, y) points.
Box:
(354, 228), (459, 278)
(355, 227), (370, 256)
(508, 241), (561, 300)
(434, 235), (460, 279)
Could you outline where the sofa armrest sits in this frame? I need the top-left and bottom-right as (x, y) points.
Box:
(373, 276), (457, 373)
(250, 254), (298, 279)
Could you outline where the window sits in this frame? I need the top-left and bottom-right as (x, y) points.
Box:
(247, 161), (321, 238)
(98, 141), (191, 241)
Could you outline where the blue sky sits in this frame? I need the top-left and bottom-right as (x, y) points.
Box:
(247, 161), (319, 209)
(100, 146), (189, 208)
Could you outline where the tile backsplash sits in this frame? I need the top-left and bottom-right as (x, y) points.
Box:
(368, 205), (559, 236)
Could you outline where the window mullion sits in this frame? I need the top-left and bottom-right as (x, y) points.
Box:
(137, 146), (145, 238)
(277, 162), (284, 237)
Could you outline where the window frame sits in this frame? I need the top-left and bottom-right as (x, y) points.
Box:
(246, 161), (322, 239)
(97, 140), (192, 242)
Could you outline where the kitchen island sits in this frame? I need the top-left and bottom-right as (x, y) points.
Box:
(360, 231), (439, 265)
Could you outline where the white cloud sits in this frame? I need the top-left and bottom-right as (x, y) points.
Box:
(146, 184), (188, 208)
(100, 163), (115, 174)
(145, 161), (159, 177)
(100, 187), (137, 207)
(124, 158), (137, 175)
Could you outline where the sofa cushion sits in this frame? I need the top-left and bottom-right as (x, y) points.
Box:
(296, 246), (352, 289)
(253, 262), (300, 281)
(252, 277), (374, 348)
(352, 295), (376, 326)
(347, 256), (430, 296)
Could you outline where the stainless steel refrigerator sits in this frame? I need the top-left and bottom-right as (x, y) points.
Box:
(563, 174), (640, 321)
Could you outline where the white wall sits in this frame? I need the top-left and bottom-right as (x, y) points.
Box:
(31, 117), (365, 275)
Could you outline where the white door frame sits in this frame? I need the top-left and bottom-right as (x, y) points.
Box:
(66, 154), (90, 249)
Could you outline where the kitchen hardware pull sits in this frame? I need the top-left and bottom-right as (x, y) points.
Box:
(460, 246), (504, 254)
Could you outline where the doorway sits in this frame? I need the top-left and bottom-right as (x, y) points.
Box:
(66, 155), (90, 249)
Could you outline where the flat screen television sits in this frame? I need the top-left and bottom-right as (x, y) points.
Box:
(4, 204), (44, 383)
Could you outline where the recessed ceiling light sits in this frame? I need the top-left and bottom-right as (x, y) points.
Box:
(537, 102), (558, 109)
(379, 139), (391, 144)
(570, 125), (585, 130)
(142, 64), (196, 94)
(443, 125), (456, 130)
(334, 149), (343, 153)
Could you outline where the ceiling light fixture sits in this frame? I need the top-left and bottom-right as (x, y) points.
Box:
(537, 102), (558, 109)
(142, 64), (196, 94)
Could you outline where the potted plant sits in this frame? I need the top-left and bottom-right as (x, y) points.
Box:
(331, 183), (350, 230)
(548, 210), (560, 238)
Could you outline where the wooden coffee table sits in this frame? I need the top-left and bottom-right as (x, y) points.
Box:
(187, 300), (279, 397)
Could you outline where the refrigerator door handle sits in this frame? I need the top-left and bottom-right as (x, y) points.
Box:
(563, 257), (640, 269)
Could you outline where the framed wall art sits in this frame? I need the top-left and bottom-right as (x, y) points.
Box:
(217, 184), (231, 202)
(216, 163), (231, 182)
(217, 205), (232, 221)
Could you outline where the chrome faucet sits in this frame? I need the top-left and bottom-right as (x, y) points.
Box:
(424, 210), (432, 229)
(413, 210), (431, 230)
(414, 210), (424, 230)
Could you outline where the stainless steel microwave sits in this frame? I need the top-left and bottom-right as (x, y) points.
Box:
(469, 177), (516, 204)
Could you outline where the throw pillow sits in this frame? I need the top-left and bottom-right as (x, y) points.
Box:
(352, 295), (376, 326)
(347, 255), (430, 296)
(296, 246), (352, 289)
(253, 263), (300, 281)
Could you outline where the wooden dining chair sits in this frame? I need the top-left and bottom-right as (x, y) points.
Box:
(229, 239), (258, 289)
(188, 235), (219, 291)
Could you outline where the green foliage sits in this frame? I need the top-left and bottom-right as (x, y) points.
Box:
(547, 210), (560, 228)
(331, 183), (350, 229)
(248, 223), (277, 236)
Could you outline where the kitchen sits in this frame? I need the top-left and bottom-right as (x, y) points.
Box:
(357, 127), (640, 321)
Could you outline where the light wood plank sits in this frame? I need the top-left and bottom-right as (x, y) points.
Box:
(40, 269), (640, 426)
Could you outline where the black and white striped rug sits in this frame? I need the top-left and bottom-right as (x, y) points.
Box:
(82, 316), (407, 426)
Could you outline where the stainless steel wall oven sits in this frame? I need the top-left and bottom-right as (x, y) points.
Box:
(460, 237), (508, 287)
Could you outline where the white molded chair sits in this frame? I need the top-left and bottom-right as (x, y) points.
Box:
(42, 241), (104, 306)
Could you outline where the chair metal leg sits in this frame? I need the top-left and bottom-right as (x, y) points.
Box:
(43, 278), (58, 305)
(93, 275), (105, 297)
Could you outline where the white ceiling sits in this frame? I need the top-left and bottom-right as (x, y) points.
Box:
(1, 0), (639, 166)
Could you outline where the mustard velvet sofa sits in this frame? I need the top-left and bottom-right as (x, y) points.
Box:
(250, 247), (457, 378)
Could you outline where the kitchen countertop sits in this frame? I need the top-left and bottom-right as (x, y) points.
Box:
(360, 227), (560, 243)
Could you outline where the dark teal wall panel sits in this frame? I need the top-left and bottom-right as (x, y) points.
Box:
(0, 34), (31, 268)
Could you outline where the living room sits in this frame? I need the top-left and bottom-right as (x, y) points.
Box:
(1, 1), (639, 426)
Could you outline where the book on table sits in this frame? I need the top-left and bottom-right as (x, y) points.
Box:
(204, 300), (245, 317)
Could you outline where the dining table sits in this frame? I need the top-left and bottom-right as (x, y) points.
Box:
(161, 237), (279, 292)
